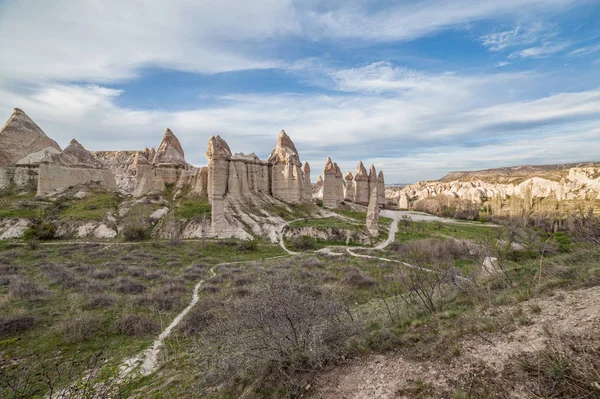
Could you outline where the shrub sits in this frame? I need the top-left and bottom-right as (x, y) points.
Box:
(237, 239), (257, 252)
(86, 294), (116, 309)
(22, 221), (56, 241)
(115, 278), (147, 294)
(288, 235), (317, 251)
(9, 278), (46, 300)
(206, 274), (358, 394)
(59, 313), (102, 343)
(343, 267), (377, 288)
(554, 231), (572, 253)
(114, 314), (160, 337)
(0, 311), (36, 336)
(122, 225), (149, 242)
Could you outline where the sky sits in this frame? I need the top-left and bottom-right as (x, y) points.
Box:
(0, 0), (599, 184)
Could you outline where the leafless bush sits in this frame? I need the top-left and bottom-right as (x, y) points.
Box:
(127, 267), (148, 278)
(395, 244), (464, 313)
(9, 277), (46, 300)
(204, 274), (359, 394)
(41, 264), (80, 288)
(59, 313), (102, 343)
(114, 313), (160, 337)
(0, 311), (36, 336)
(183, 263), (209, 280)
(512, 332), (600, 398)
(86, 294), (117, 309)
(179, 299), (223, 337)
(115, 278), (147, 294)
(142, 283), (187, 311)
(301, 258), (325, 268)
(233, 276), (253, 286)
(93, 268), (117, 280)
(201, 283), (220, 293)
(343, 267), (377, 288)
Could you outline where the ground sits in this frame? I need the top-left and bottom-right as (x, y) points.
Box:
(311, 285), (600, 398)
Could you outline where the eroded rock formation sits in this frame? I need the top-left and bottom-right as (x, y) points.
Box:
(366, 187), (379, 237)
(354, 161), (370, 205)
(37, 139), (117, 196)
(322, 157), (338, 209)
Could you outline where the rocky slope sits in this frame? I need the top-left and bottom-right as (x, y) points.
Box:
(387, 162), (600, 209)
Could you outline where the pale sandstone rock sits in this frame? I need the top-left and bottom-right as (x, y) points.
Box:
(302, 162), (312, 202)
(0, 218), (30, 239)
(152, 128), (186, 167)
(344, 171), (354, 202)
(149, 207), (169, 221)
(268, 130), (304, 204)
(378, 171), (385, 206)
(0, 108), (61, 166)
(95, 224), (117, 238)
(398, 192), (409, 210)
(15, 147), (60, 166)
(206, 135), (231, 232)
(37, 139), (117, 196)
(334, 163), (344, 204)
(353, 161), (370, 205)
(323, 157), (338, 209)
(366, 187), (379, 237)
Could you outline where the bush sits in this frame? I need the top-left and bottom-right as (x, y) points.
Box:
(288, 235), (317, 251)
(0, 311), (36, 336)
(554, 231), (572, 253)
(114, 314), (160, 337)
(9, 278), (46, 300)
(122, 225), (149, 242)
(59, 313), (102, 343)
(237, 239), (257, 252)
(206, 274), (358, 394)
(22, 221), (56, 241)
(115, 278), (147, 294)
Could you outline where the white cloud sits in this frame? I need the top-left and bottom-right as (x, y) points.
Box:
(1, 66), (599, 183)
(510, 42), (570, 58)
(480, 22), (555, 51)
(569, 43), (600, 56)
(494, 62), (512, 67)
(300, 0), (579, 41)
(0, 0), (299, 83)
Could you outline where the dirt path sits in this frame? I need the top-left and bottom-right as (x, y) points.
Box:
(310, 285), (600, 398)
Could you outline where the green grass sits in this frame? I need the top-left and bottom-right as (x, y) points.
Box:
(395, 220), (498, 242)
(58, 192), (121, 221)
(174, 200), (211, 219)
(289, 217), (364, 230)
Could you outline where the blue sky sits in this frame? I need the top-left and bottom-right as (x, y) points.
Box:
(0, 0), (599, 183)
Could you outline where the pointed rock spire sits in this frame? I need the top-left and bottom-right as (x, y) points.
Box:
(0, 108), (61, 166)
(369, 164), (378, 182)
(354, 161), (368, 181)
(49, 139), (102, 168)
(324, 157), (336, 175)
(302, 161), (311, 174)
(153, 128), (186, 166)
(345, 171), (353, 180)
(333, 162), (343, 178)
(268, 129), (301, 166)
(206, 135), (232, 160)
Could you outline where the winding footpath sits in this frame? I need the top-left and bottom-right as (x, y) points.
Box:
(119, 210), (481, 379)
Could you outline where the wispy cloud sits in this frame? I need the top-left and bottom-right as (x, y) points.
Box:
(569, 43), (600, 56)
(480, 22), (556, 51)
(494, 62), (512, 68)
(510, 42), (571, 58)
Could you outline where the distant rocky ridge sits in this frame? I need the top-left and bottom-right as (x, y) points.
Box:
(388, 163), (600, 212)
(0, 108), (386, 238)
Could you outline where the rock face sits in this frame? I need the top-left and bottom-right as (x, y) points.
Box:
(398, 192), (409, 209)
(152, 128), (186, 167)
(0, 108), (61, 166)
(387, 163), (600, 214)
(366, 187), (379, 237)
(0, 109), (62, 190)
(334, 163), (344, 204)
(37, 139), (117, 196)
(302, 162), (312, 202)
(344, 171), (354, 202)
(268, 130), (304, 204)
(378, 171), (385, 206)
(205, 131), (312, 233)
(354, 161), (370, 205)
(322, 157), (338, 209)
